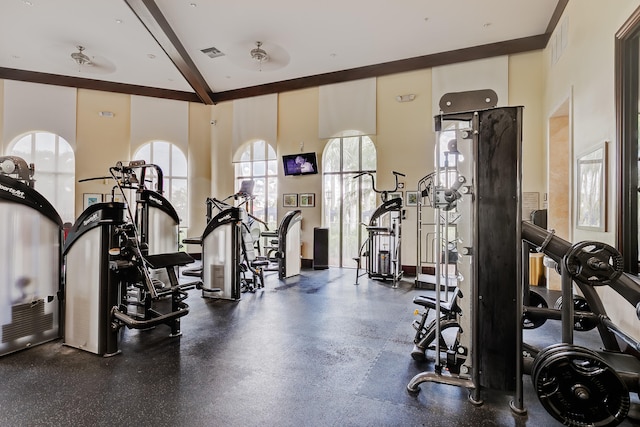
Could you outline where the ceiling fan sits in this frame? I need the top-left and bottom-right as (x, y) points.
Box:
(68, 45), (115, 74)
(71, 45), (93, 69)
(225, 40), (290, 72)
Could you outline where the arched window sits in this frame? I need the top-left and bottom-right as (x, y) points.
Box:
(323, 132), (377, 267)
(133, 141), (188, 226)
(8, 131), (75, 222)
(234, 140), (278, 230)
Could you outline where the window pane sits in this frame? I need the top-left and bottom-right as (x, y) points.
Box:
(12, 135), (32, 158)
(171, 178), (188, 224)
(267, 159), (277, 176)
(361, 137), (376, 171)
(136, 144), (150, 162)
(153, 141), (171, 174)
(35, 133), (56, 172)
(342, 137), (359, 171)
(266, 144), (277, 160)
(57, 138), (75, 172)
(57, 173), (76, 223)
(9, 132), (76, 223)
(253, 161), (266, 176)
(133, 141), (188, 226)
(253, 140), (266, 161)
(171, 145), (187, 177)
(323, 139), (341, 172)
(323, 173), (342, 266)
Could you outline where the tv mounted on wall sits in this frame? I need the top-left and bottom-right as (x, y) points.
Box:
(282, 152), (318, 176)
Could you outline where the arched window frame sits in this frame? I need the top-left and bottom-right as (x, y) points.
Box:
(133, 140), (188, 227)
(322, 131), (377, 267)
(233, 139), (278, 230)
(7, 131), (75, 223)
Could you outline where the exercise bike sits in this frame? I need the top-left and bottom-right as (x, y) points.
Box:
(353, 170), (405, 287)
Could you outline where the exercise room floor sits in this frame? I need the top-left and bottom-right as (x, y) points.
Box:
(1, 267), (638, 427)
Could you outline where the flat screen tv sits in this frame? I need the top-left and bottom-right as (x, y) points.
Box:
(282, 152), (318, 176)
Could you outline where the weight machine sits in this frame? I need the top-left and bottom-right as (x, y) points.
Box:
(64, 162), (194, 356)
(407, 102), (639, 426)
(0, 156), (63, 356)
(183, 182), (272, 299)
(353, 171), (405, 287)
(407, 106), (523, 406)
(82, 160), (182, 284)
(414, 171), (459, 291)
(262, 209), (302, 279)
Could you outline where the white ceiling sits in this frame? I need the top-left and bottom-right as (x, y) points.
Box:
(0, 0), (561, 101)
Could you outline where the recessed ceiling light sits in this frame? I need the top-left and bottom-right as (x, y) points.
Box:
(22, 0), (33, 6)
(147, 54), (156, 59)
(190, 2), (197, 7)
(115, 19), (123, 24)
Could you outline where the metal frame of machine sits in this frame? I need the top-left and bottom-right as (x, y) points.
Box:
(0, 156), (63, 356)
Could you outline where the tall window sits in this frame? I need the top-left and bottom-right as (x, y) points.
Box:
(323, 133), (377, 267)
(133, 141), (188, 226)
(234, 140), (278, 230)
(8, 131), (75, 222)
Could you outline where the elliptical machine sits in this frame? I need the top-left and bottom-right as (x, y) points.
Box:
(353, 170), (405, 287)
(0, 156), (63, 356)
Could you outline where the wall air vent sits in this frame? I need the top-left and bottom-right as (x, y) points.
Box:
(201, 46), (225, 59)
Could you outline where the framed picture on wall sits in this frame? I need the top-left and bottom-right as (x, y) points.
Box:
(283, 193), (298, 207)
(83, 193), (103, 210)
(405, 191), (419, 207)
(576, 142), (607, 231)
(299, 193), (315, 207)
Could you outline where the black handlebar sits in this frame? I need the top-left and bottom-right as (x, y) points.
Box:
(353, 170), (405, 194)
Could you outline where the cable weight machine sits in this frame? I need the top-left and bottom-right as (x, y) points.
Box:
(353, 170), (405, 287)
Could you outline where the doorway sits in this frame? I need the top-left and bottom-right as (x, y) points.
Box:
(547, 99), (571, 290)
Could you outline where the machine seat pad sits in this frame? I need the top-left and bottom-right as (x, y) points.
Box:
(413, 288), (461, 313)
(144, 252), (195, 269)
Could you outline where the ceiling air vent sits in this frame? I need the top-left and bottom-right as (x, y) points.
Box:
(201, 46), (224, 59)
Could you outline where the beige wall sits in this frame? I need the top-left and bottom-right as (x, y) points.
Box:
(76, 89), (131, 214)
(543, 0), (640, 339)
(277, 88), (322, 257)
(377, 69), (433, 267)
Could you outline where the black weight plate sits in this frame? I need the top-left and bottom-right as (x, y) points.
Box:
(553, 295), (598, 332)
(564, 241), (624, 286)
(533, 345), (630, 427)
(523, 290), (548, 329)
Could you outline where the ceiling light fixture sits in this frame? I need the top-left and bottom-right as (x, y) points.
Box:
(250, 41), (269, 70)
(71, 45), (92, 71)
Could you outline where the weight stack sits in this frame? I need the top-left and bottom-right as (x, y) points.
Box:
(474, 106), (522, 392)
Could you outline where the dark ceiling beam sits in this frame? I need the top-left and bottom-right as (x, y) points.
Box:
(124, 0), (214, 104)
(0, 67), (200, 102)
(545, 0), (569, 36)
(212, 34), (548, 103)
